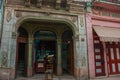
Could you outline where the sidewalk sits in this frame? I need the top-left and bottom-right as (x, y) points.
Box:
(90, 76), (120, 80)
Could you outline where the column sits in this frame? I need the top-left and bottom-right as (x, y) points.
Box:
(57, 37), (62, 76)
(27, 35), (33, 77)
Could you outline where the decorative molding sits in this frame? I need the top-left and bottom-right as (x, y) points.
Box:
(36, 0), (42, 8)
(55, 0), (61, 10)
(24, 0), (30, 7)
(15, 11), (22, 18)
(1, 50), (8, 68)
(6, 10), (12, 22)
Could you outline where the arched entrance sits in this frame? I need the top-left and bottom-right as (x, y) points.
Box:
(15, 17), (77, 78)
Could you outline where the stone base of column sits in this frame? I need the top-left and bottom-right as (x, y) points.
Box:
(0, 68), (15, 80)
(27, 67), (33, 77)
(75, 67), (88, 80)
(57, 65), (62, 76)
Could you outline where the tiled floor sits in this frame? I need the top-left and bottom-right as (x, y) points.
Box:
(15, 74), (76, 80)
(15, 74), (120, 80)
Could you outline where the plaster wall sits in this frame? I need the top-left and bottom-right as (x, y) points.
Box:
(86, 13), (95, 78)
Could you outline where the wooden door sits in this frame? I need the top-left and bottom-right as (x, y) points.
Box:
(106, 42), (120, 74)
(93, 31), (105, 76)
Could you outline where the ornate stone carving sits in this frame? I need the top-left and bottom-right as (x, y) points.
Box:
(15, 11), (22, 18)
(36, 0), (42, 8)
(69, 1), (84, 13)
(6, 10), (12, 22)
(1, 50), (8, 68)
(56, 0), (61, 10)
(25, 0), (30, 7)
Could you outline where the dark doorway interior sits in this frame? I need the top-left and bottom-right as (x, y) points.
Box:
(16, 43), (26, 77)
(34, 40), (56, 74)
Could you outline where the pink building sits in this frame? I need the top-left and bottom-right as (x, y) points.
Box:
(86, 1), (120, 79)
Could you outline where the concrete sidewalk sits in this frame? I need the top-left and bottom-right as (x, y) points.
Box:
(90, 76), (120, 80)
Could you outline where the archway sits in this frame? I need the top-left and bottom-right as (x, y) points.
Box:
(15, 16), (78, 78)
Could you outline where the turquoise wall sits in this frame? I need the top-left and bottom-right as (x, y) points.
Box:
(0, 0), (4, 40)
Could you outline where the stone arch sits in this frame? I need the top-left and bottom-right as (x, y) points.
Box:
(32, 27), (58, 38)
(14, 15), (78, 77)
(15, 16), (78, 36)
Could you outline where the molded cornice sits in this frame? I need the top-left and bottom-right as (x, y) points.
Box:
(92, 14), (120, 23)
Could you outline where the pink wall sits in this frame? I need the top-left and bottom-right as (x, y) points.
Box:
(86, 12), (120, 78)
(86, 13), (95, 78)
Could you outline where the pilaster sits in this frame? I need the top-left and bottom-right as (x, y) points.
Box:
(56, 36), (62, 76)
(27, 34), (33, 77)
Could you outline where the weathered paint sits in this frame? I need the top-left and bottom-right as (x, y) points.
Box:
(0, 0), (4, 68)
(0, 0), (4, 40)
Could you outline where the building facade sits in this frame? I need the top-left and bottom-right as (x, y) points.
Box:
(0, 0), (88, 79)
(86, 0), (120, 78)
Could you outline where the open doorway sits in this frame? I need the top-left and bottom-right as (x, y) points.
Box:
(16, 27), (28, 77)
(34, 40), (56, 74)
(33, 30), (57, 74)
(62, 30), (74, 75)
(16, 43), (27, 77)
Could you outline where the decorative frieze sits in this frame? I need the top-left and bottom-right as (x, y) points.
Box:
(6, 10), (12, 22)
(69, 2), (84, 13)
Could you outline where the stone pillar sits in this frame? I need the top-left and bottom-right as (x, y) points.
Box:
(56, 0), (61, 10)
(27, 35), (33, 77)
(56, 37), (62, 76)
(86, 2), (95, 78)
(74, 35), (80, 80)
